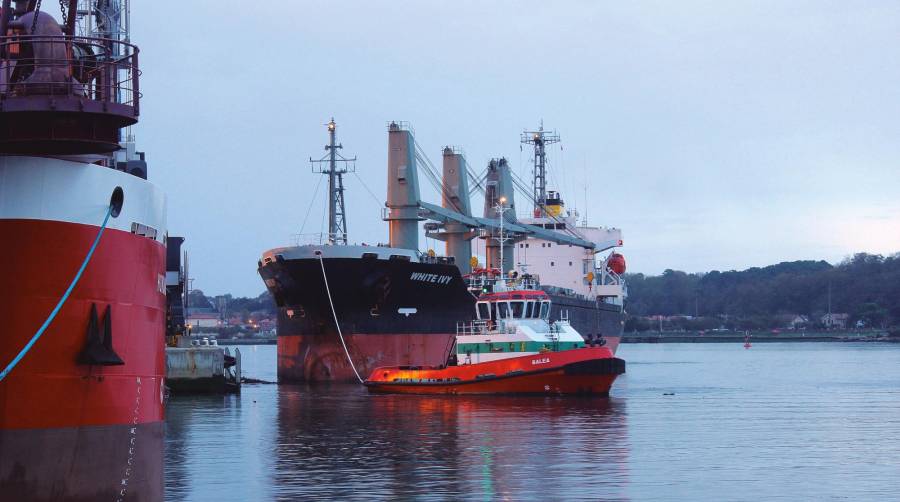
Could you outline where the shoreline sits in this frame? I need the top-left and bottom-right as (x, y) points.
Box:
(621, 330), (894, 344)
(207, 333), (897, 346)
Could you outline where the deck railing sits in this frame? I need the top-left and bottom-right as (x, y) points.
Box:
(0, 36), (140, 114)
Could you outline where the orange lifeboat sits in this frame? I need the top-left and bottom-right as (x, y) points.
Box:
(607, 253), (626, 275)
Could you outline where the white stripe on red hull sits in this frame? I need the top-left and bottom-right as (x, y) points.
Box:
(0, 156), (166, 238)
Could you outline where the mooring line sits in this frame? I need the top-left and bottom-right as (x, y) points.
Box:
(0, 204), (114, 382)
(316, 253), (364, 384)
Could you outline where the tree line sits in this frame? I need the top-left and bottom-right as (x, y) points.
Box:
(623, 253), (900, 331)
(187, 290), (276, 321)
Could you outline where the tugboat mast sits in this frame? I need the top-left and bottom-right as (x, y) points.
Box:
(521, 121), (560, 217)
(311, 118), (356, 245)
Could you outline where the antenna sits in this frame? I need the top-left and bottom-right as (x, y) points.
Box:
(521, 120), (560, 217)
(493, 197), (512, 277)
(311, 118), (356, 245)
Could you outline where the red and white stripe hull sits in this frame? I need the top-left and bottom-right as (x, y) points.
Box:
(0, 156), (167, 501)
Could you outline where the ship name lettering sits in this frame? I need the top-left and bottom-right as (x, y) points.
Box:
(532, 358), (550, 365)
(410, 272), (452, 285)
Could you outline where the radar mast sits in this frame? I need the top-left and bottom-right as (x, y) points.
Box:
(311, 119), (356, 245)
(521, 121), (560, 218)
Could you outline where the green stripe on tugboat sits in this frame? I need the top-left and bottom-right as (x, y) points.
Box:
(457, 341), (585, 354)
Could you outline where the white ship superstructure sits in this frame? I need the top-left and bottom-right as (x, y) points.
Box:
(513, 123), (627, 309)
(516, 200), (625, 305)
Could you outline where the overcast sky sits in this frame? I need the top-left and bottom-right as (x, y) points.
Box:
(119, 1), (900, 297)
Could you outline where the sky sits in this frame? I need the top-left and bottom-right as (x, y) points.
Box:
(108, 1), (900, 296)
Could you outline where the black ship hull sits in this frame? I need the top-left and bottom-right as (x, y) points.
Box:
(547, 292), (624, 353)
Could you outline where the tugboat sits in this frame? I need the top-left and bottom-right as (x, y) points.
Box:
(364, 270), (625, 395)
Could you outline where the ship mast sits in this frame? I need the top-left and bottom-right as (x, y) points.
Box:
(521, 121), (560, 217)
(311, 119), (356, 245)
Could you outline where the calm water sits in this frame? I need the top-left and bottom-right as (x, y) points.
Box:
(165, 343), (900, 501)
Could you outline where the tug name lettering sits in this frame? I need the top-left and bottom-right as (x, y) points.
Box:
(531, 357), (551, 365)
(410, 272), (452, 285)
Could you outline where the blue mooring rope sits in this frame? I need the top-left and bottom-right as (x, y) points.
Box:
(0, 204), (114, 382)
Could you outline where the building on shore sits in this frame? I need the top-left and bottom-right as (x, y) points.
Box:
(187, 312), (221, 328)
(821, 313), (849, 329)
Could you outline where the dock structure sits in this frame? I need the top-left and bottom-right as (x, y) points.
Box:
(165, 343), (241, 394)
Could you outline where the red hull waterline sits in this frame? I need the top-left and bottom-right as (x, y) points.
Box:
(365, 347), (625, 395)
(278, 333), (455, 383)
(0, 158), (167, 501)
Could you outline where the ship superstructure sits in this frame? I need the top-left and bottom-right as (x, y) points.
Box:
(0, 2), (166, 499)
(514, 124), (627, 351)
(260, 121), (625, 382)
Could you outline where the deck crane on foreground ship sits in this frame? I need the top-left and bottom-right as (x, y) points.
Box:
(259, 121), (627, 383)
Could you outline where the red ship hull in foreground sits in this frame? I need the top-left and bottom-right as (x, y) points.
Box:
(0, 5), (165, 500)
(365, 347), (625, 395)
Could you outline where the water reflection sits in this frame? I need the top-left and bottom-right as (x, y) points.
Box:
(167, 344), (900, 501)
(274, 385), (629, 500)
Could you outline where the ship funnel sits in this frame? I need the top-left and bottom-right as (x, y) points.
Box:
(384, 122), (421, 250)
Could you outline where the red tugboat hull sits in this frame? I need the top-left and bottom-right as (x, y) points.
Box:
(365, 347), (624, 395)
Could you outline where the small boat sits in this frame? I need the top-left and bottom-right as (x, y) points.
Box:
(364, 273), (625, 395)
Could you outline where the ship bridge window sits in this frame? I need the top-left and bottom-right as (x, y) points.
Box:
(525, 301), (534, 318)
(510, 301), (524, 318)
(496, 301), (509, 319)
(477, 302), (491, 320)
(540, 301), (550, 319)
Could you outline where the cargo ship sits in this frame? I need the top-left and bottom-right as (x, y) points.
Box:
(0, 2), (166, 500)
(260, 121), (626, 383)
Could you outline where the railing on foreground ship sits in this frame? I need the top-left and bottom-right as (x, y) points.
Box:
(0, 35), (140, 113)
(0, 35), (141, 154)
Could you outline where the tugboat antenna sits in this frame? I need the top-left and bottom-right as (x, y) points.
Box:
(311, 118), (356, 245)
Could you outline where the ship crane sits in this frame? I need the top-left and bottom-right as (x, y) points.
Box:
(381, 122), (614, 278)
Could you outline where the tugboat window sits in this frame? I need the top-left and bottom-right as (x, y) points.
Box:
(477, 302), (491, 320)
(510, 301), (524, 318)
(540, 302), (550, 319)
(525, 301), (534, 318)
(497, 302), (509, 319)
